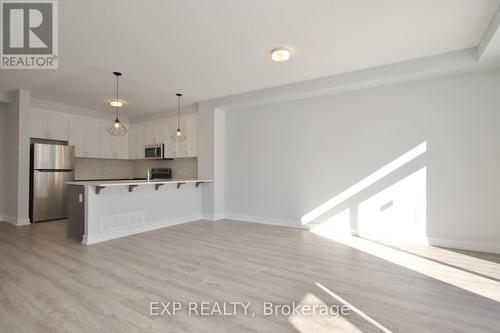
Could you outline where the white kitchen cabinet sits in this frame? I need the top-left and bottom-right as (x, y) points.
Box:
(100, 121), (115, 159)
(185, 113), (198, 157)
(130, 120), (166, 158)
(166, 118), (177, 158)
(68, 115), (86, 157)
(155, 119), (167, 144)
(30, 108), (47, 139)
(46, 112), (69, 141)
(68, 115), (101, 158)
(100, 120), (129, 159)
(164, 114), (198, 158)
(30, 108), (69, 141)
(175, 117), (189, 158)
(131, 117), (196, 159)
(137, 122), (149, 159)
(146, 120), (158, 144)
(114, 134), (129, 159)
(85, 118), (101, 158)
(127, 124), (139, 159)
(31, 108), (198, 160)
(142, 120), (167, 145)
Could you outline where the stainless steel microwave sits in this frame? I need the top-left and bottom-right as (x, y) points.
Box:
(145, 144), (167, 159)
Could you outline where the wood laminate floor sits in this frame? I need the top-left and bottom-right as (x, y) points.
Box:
(0, 220), (499, 333)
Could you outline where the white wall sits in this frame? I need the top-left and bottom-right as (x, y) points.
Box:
(224, 68), (500, 253)
(0, 103), (7, 220)
(4, 95), (20, 223)
(31, 97), (131, 123)
(3, 90), (31, 225)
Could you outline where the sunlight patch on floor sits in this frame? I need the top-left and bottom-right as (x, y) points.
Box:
(315, 282), (393, 333)
(311, 221), (500, 303)
(288, 292), (364, 333)
(383, 244), (500, 281)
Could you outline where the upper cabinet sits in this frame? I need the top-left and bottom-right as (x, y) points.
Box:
(68, 115), (128, 159)
(169, 113), (198, 158)
(68, 115), (102, 158)
(146, 119), (167, 145)
(31, 107), (197, 160)
(185, 113), (198, 158)
(100, 120), (129, 159)
(68, 115), (86, 157)
(127, 124), (140, 159)
(30, 108), (69, 141)
(131, 113), (198, 159)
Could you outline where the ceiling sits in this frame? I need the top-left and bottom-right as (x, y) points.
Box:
(0, 0), (498, 116)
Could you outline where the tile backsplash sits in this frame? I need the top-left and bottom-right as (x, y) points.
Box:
(132, 158), (198, 179)
(74, 157), (198, 180)
(74, 158), (133, 180)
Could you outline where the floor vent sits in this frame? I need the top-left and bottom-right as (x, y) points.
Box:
(100, 211), (146, 232)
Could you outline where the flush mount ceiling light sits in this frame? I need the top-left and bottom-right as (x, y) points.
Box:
(106, 72), (128, 136)
(109, 100), (123, 107)
(172, 93), (186, 143)
(271, 48), (290, 62)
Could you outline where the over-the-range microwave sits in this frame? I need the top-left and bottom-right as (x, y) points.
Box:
(145, 143), (171, 160)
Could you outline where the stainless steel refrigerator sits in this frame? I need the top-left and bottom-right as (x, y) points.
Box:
(30, 143), (74, 223)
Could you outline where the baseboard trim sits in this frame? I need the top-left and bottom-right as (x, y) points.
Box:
(82, 215), (202, 245)
(428, 237), (500, 254)
(16, 218), (31, 226)
(224, 213), (311, 230)
(4, 216), (16, 225)
(4, 216), (30, 226)
(201, 214), (225, 221)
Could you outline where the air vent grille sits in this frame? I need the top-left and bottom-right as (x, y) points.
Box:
(100, 211), (146, 232)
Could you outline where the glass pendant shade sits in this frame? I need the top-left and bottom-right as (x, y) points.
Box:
(107, 118), (128, 136)
(108, 71), (127, 136)
(171, 93), (186, 142)
(172, 128), (185, 142)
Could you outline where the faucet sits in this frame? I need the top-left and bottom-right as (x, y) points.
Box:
(146, 168), (151, 182)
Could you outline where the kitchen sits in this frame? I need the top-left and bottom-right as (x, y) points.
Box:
(27, 74), (210, 243)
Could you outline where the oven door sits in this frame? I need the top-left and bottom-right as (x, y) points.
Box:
(145, 145), (161, 159)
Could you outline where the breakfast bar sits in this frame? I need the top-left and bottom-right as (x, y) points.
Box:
(66, 179), (212, 245)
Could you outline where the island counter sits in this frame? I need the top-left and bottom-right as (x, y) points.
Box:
(66, 179), (212, 245)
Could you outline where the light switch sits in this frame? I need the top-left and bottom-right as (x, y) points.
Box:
(79, 193), (83, 203)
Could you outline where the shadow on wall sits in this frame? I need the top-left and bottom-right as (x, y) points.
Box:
(301, 142), (428, 244)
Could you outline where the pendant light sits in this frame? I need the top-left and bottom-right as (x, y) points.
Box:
(107, 71), (128, 136)
(172, 93), (186, 142)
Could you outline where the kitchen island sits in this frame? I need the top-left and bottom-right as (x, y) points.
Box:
(66, 179), (212, 245)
